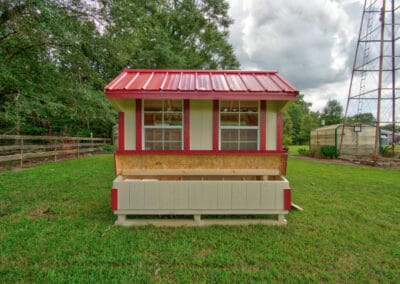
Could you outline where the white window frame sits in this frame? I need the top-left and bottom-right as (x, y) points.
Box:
(142, 99), (184, 150)
(219, 100), (260, 150)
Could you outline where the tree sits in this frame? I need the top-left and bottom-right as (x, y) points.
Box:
(346, 112), (376, 125)
(0, 0), (239, 136)
(284, 93), (320, 145)
(320, 99), (343, 126)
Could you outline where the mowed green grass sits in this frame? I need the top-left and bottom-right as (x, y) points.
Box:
(0, 155), (399, 282)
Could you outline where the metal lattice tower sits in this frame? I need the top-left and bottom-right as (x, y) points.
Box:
(340, 0), (400, 161)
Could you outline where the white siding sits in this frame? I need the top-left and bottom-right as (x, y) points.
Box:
(114, 179), (290, 213)
(266, 102), (277, 150)
(190, 100), (213, 150)
(124, 100), (136, 150)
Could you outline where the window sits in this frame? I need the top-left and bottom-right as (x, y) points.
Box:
(143, 100), (183, 150)
(220, 101), (259, 150)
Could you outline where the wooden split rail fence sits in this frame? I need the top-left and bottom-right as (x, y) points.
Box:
(0, 134), (111, 166)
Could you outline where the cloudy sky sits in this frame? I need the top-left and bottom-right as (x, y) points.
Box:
(227, 0), (364, 112)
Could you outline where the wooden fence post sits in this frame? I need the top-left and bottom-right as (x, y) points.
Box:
(20, 136), (23, 167)
(77, 134), (80, 158)
(90, 132), (93, 150)
(54, 137), (58, 162)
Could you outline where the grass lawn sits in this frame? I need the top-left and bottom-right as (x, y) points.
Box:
(1, 155), (399, 282)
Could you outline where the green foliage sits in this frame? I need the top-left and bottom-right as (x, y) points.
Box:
(320, 145), (338, 159)
(320, 99), (343, 126)
(297, 147), (310, 156)
(0, 0), (238, 136)
(347, 112), (376, 125)
(380, 145), (395, 157)
(1, 155), (400, 282)
(102, 144), (115, 152)
(284, 94), (320, 145)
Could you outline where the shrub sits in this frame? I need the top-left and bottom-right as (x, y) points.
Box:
(380, 145), (395, 157)
(320, 145), (338, 159)
(297, 147), (309, 156)
(102, 145), (115, 152)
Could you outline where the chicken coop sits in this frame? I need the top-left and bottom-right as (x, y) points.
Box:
(105, 69), (298, 226)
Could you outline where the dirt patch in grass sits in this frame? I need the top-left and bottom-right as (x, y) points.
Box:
(293, 155), (400, 168)
(29, 207), (54, 217)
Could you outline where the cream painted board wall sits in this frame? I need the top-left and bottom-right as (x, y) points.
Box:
(114, 179), (290, 212)
(266, 102), (277, 151)
(124, 100), (136, 150)
(190, 100), (213, 150)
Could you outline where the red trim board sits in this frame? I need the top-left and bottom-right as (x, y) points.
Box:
(277, 112), (283, 151)
(260, 101), (266, 150)
(135, 99), (142, 150)
(184, 100), (190, 150)
(115, 149), (288, 155)
(118, 112), (125, 151)
(213, 100), (219, 151)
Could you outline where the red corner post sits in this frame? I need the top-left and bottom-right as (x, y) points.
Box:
(284, 189), (291, 211)
(118, 112), (125, 151)
(277, 112), (283, 151)
(111, 188), (118, 211)
(213, 100), (219, 151)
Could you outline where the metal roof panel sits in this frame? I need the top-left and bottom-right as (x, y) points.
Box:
(105, 69), (298, 100)
(163, 72), (181, 90)
(240, 74), (264, 91)
(145, 72), (166, 90)
(211, 74), (229, 91)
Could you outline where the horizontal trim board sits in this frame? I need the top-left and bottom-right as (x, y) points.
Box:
(106, 92), (297, 100)
(121, 168), (280, 176)
(115, 150), (288, 155)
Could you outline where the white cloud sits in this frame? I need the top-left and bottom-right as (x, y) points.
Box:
(227, 0), (364, 111)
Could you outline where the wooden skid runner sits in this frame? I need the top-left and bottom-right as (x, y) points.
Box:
(115, 214), (287, 227)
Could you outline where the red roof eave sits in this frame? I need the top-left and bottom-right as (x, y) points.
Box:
(105, 90), (298, 101)
(104, 69), (299, 101)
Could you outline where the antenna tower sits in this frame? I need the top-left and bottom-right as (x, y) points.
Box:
(340, 0), (399, 161)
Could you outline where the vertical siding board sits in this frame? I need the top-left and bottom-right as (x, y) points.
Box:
(189, 182), (203, 209)
(189, 100), (213, 150)
(144, 182), (160, 209)
(266, 102), (277, 150)
(130, 181), (145, 209)
(118, 182), (130, 209)
(246, 183), (261, 209)
(275, 183), (284, 210)
(124, 100), (136, 150)
(231, 183), (246, 209)
(261, 183), (275, 209)
(205, 182), (218, 209)
(217, 182), (232, 209)
(174, 182), (189, 209)
(159, 182), (174, 209)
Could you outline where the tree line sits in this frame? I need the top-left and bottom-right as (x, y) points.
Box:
(0, 0), (238, 137)
(1, 1), (379, 143)
(284, 95), (380, 145)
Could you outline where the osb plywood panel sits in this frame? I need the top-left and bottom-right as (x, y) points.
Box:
(115, 154), (286, 175)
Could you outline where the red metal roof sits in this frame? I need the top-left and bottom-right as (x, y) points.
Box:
(105, 69), (298, 100)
